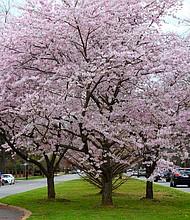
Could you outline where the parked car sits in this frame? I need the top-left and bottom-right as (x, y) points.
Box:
(154, 171), (165, 182)
(137, 169), (146, 178)
(126, 169), (134, 176)
(164, 170), (172, 182)
(154, 170), (171, 182)
(70, 170), (80, 174)
(2, 174), (15, 185)
(170, 168), (190, 187)
(133, 170), (138, 176)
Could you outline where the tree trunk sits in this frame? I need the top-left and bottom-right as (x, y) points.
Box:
(101, 166), (113, 206)
(101, 147), (114, 206)
(25, 164), (29, 180)
(146, 180), (153, 199)
(0, 148), (6, 173)
(47, 173), (55, 199)
(145, 162), (156, 199)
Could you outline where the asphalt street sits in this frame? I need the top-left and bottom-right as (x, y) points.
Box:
(0, 174), (80, 220)
(136, 176), (190, 193)
(154, 179), (190, 193)
(0, 174), (80, 199)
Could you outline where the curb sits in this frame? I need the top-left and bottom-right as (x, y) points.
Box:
(0, 202), (32, 219)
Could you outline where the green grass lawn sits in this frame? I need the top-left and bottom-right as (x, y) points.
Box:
(15, 175), (46, 180)
(0, 178), (190, 220)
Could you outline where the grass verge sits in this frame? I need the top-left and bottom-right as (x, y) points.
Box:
(0, 178), (190, 220)
(15, 176), (45, 180)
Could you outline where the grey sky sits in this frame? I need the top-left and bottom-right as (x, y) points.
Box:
(161, 0), (190, 34)
(2, 0), (190, 34)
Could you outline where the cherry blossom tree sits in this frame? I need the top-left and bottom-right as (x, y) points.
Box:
(139, 33), (190, 199)
(164, 35), (190, 168)
(0, 0), (185, 205)
(0, 124), (68, 199)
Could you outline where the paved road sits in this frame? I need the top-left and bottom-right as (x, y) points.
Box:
(155, 180), (190, 193)
(135, 176), (190, 193)
(0, 174), (80, 220)
(0, 174), (80, 199)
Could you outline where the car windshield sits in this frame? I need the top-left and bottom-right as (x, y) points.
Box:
(2, 174), (11, 178)
(139, 169), (146, 172)
(177, 171), (190, 176)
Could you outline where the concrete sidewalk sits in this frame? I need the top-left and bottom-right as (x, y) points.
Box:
(0, 203), (31, 220)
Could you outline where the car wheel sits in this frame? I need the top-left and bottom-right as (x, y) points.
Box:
(173, 182), (177, 187)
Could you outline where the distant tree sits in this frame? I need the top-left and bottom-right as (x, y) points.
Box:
(0, 0), (19, 23)
(0, 127), (68, 199)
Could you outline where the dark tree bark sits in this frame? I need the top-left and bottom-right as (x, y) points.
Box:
(0, 137), (6, 173)
(101, 171), (113, 206)
(145, 160), (157, 199)
(47, 171), (55, 199)
(25, 163), (29, 180)
(146, 180), (153, 199)
(101, 152), (113, 206)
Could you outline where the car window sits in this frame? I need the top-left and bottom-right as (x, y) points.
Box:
(2, 174), (11, 177)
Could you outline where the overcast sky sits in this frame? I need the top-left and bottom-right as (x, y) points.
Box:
(3, 0), (190, 35)
(161, 0), (190, 35)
